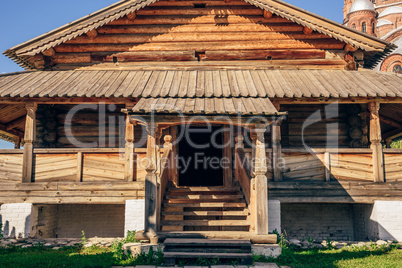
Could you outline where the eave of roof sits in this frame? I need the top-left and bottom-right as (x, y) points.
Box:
(0, 69), (401, 99)
(3, 0), (396, 70)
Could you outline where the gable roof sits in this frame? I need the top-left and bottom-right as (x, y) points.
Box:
(3, 0), (396, 69)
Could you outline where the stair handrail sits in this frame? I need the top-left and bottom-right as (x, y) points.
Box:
(235, 147), (253, 205)
(157, 135), (173, 230)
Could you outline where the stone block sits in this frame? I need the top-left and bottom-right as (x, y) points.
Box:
(252, 244), (282, 258)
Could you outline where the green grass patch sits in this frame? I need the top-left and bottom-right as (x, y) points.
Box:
(255, 243), (402, 268)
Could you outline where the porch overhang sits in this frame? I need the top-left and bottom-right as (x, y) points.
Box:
(123, 97), (287, 129)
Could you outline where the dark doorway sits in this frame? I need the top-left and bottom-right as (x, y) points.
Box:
(178, 126), (224, 186)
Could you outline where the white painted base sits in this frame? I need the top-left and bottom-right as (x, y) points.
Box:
(0, 203), (33, 238)
(371, 201), (402, 242)
(124, 199), (145, 237)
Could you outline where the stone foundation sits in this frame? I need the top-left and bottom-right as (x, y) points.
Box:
(371, 201), (402, 241)
(268, 200), (281, 233)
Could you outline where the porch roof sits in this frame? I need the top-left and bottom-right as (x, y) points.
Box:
(0, 69), (401, 99)
(129, 97), (282, 116)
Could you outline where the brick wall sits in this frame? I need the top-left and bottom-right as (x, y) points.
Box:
(281, 203), (354, 241)
(55, 205), (125, 238)
(352, 204), (378, 241)
(372, 201), (402, 241)
(125, 200), (145, 236)
(268, 200), (281, 233)
(0, 203), (33, 238)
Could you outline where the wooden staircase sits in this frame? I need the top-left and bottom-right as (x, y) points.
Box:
(161, 186), (250, 232)
(163, 238), (253, 265)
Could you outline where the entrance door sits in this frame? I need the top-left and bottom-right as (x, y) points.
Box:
(178, 126), (224, 186)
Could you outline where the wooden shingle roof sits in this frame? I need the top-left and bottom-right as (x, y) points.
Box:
(0, 69), (401, 99)
(3, 0), (396, 69)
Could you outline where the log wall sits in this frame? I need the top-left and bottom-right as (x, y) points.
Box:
(280, 104), (368, 148)
(38, 0), (347, 70)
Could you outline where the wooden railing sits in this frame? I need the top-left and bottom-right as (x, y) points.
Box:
(235, 148), (253, 205)
(383, 149), (402, 182)
(0, 148), (165, 184)
(158, 136), (173, 217)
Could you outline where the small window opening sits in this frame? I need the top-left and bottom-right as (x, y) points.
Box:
(266, 56), (272, 60)
(113, 56), (118, 63)
(194, 3), (206, 8)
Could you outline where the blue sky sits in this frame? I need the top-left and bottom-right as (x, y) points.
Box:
(0, 0), (344, 149)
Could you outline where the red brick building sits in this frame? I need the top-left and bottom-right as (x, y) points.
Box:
(344, 0), (402, 72)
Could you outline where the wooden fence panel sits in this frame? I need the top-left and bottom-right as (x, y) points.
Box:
(384, 153), (402, 182)
(330, 153), (373, 181)
(33, 154), (77, 182)
(82, 153), (125, 182)
(0, 154), (23, 182)
(282, 152), (325, 181)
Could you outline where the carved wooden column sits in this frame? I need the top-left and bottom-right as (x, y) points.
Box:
(124, 112), (136, 181)
(253, 125), (269, 235)
(235, 135), (245, 184)
(271, 121), (282, 181)
(170, 126), (179, 186)
(223, 126), (233, 187)
(22, 103), (37, 183)
(145, 124), (162, 233)
(369, 102), (385, 182)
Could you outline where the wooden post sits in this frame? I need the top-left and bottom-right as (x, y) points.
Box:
(22, 103), (37, 183)
(223, 126), (233, 187)
(124, 113), (136, 181)
(235, 135), (244, 183)
(76, 152), (83, 182)
(253, 125), (269, 235)
(324, 152), (331, 182)
(369, 102), (385, 182)
(170, 126), (179, 186)
(14, 137), (21, 149)
(145, 124), (161, 233)
(272, 122), (282, 181)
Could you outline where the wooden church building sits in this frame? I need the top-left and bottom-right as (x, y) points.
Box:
(0, 0), (402, 243)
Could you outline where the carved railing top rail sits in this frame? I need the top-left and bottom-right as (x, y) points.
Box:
(235, 147), (253, 205)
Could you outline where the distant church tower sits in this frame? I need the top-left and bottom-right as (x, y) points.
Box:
(344, 0), (377, 36)
(344, 0), (402, 72)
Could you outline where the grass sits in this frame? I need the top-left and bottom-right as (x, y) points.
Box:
(0, 239), (401, 267)
(255, 243), (402, 268)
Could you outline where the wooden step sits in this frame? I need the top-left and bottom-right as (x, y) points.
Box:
(163, 252), (253, 265)
(157, 231), (278, 243)
(166, 199), (243, 204)
(162, 210), (249, 216)
(169, 186), (241, 192)
(164, 202), (247, 208)
(164, 238), (251, 247)
(166, 194), (244, 200)
(161, 220), (250, 226)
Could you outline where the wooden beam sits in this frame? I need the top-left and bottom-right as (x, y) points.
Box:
(344, 43), (358, 53)
(76, 152), (83, 182)
(86, 29), (98, 39)
(126, 11), (137, 21)
(42, 48), (56, 57)
(380, 115), (402, 129)
(303, 27), (314, 35)
(22, 102), (37, 183)
(263, 10), (273, 19)
(383, 128), (402, 140)
(14, 137), (21, 149)
(369, 102), (385, 183)
(0, 123), (24, 138)
(6, 116), (26, 131)
(271, 102), (282, 181)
